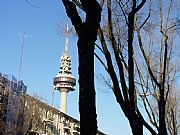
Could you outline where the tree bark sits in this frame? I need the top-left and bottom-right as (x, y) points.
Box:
(78, 26), (97, 135)
(61, 0), (101, 134)
(129, 118), (143, 135)
(159, 98), (167, 135)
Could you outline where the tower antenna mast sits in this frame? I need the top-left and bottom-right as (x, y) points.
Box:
(53, 24), (76, 113)
(18, 32), (31, 81)
(65, 24), (69, 54)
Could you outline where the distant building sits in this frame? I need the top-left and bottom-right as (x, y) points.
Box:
(0, 73), (27, 135)
(0, 73), (105, 135)
(24, 94), (106, 135)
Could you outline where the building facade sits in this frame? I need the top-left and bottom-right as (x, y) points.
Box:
(0, 73), (27, 135)
(0, 73), (105, 135)
(24, 95), (105, 135)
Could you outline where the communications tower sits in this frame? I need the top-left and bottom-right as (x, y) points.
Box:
(53, 25), (76, 113)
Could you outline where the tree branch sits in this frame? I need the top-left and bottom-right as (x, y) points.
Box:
(116, 0), (128, 25)
(136, 29), (161, 88)
(137, 109), (158, 135)
(62, 0), (83, 35)
(72, 0), (84, 10)
(94, 53), (108, 72)
(135, 60), (159, 130)
(107, 0), (129, 103)
(134, 0), (146, 14)
(98, 27), (126, 111)
(128, 1), (136, 112)
(139, 2), (151, 29)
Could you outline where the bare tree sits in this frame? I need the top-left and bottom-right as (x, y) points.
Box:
(97, 0), (154, 134)
(61, 0), (102, 134)
(134, 0), (180, 134)
(95, 0), (180, 134)
(166, 91), (180, 135)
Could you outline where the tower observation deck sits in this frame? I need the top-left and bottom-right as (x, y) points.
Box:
(53, 25), (76, 113)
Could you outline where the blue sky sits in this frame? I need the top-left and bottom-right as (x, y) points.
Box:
(0, 0), (133, 134)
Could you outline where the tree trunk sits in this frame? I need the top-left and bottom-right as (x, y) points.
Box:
(78, 27), (97, 134)
(159, 98), (168, 135)
(130, 121), (143, 135)
(61, 1), (101, 134)
(128, 113), (143, 135)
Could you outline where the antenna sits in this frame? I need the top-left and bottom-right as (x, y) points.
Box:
(65, 24), (69, 54)
(18, 32), (31, 81)
(52, 86), (54, 107)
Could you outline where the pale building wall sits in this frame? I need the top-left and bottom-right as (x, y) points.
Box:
(24, 94), (105, 135)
